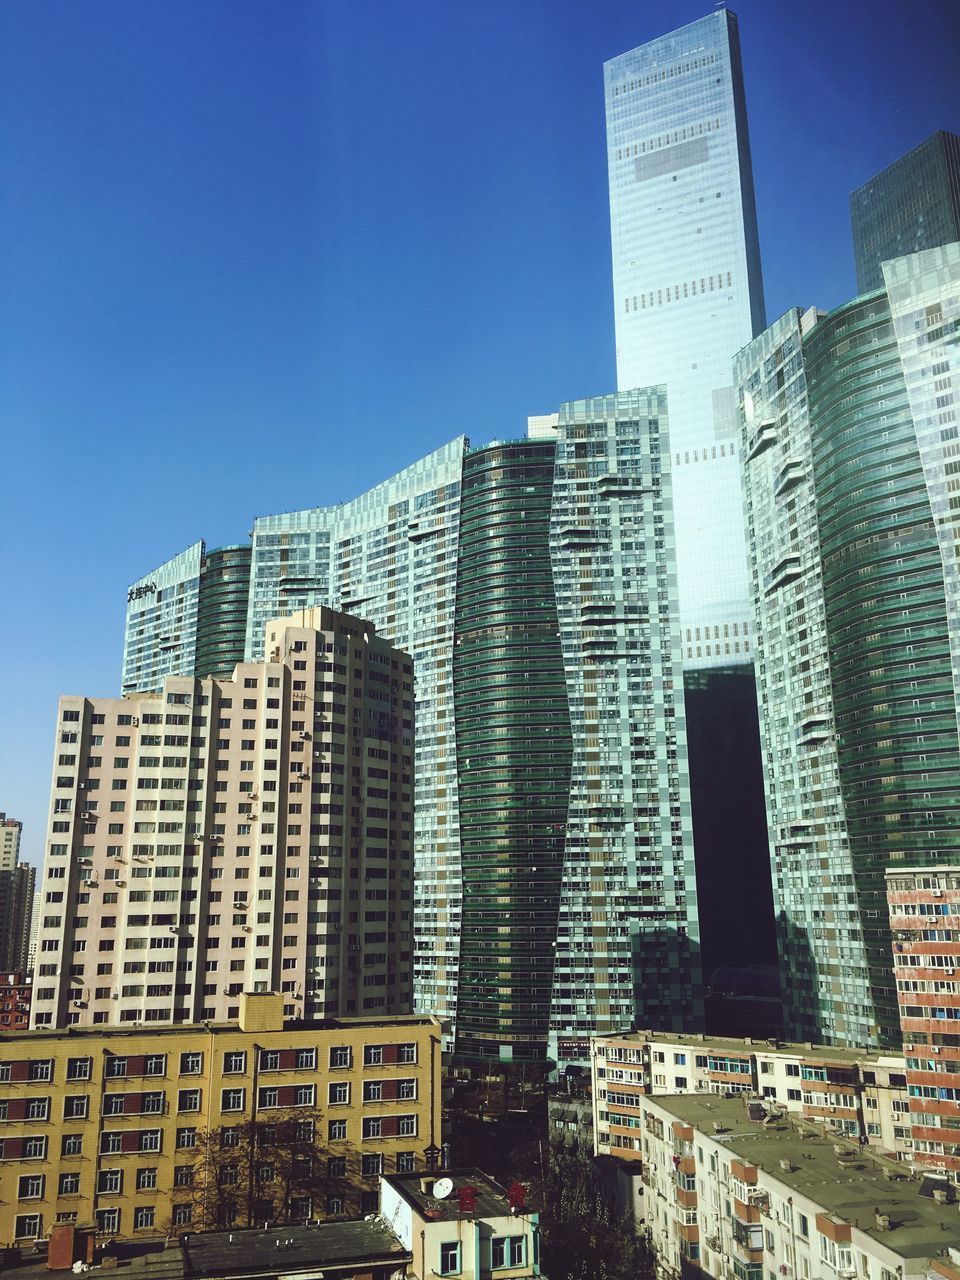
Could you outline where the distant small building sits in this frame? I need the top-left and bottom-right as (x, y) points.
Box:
(380, 1168), (541, 1279)
(179, 1218), (412, 1280)
(0, 972), (31, 1031)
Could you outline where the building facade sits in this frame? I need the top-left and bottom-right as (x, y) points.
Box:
(0, 995), (442, 1244)
(605, 8), (764, 664)
(118, 390), (702, 1066)
(33, 608), (413, 1029)
(0, 814), (22, 869)
(591, 1030), (912, 1164)
(887, 866), (960, 1181)
(738, 244), (960, 1049)
(0, 974), (31, 1033)
(628, 1091), (957, 1280)
(122, 541), (252, 694)
(851, 130), (960, 294)
(604, 11), (776, 1005)
(380, 1169), (541, 1280)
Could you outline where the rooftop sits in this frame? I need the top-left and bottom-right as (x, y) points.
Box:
(647, 1093), (958, 1260)
(181, 1218), (411, 1279)
(384, 1168), (531, 1224)
(598, 1028), (903, 1067)
(0, 1011), (441, 1045)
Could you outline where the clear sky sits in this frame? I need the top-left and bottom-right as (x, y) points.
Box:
(1, 0), (958, 863)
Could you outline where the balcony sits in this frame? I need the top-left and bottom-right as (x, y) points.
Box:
(746, 419), (777, 461)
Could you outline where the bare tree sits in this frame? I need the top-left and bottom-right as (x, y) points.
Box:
(189, 1110), (332, 1230)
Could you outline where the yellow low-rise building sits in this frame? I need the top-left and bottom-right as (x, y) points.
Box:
(0, 993), (442, 1245)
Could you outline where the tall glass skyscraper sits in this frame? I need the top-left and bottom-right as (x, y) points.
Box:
(119, 391), (702, 1065)
(122, 541), (252, 692)
(604, 11), (775, 1000)
(605, 8), (765, 666)
(851, 131), (960, 295)
(738, 244), (960, 1048)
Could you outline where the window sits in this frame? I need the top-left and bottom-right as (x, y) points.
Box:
(96, 1209), (120, 1235)
(222, 1088), (245, 1112)
(66, 1057), (92, 1081)
(59, 1172), (81, 1195)
(296, 1047), (316, 1069)
(326, 1196), (345, 1215)
(397, 1151), (416, 1172)
(492, 1236), (525, 1269)
(173, 1204), (192, 1226)
(439, 1241), (461, 1275)
(174, 1166), (194, 1188)
(136, 1168), (158, 1191)
(398, 1043), (417, 1063)
(328, 1156), (347, 1178)
(144, 1055), (165, 1076)
(180, 1051), (203, 1075)
(363, 1081), (382, 1102)
(62, 1135), (83, 1157)
(329, 1120), (347, 1141)
(223, 1051), (246, 1074)
(176, 1128), (197, 1150)
(362, 1117), (381, 1139)
(330, 1045), (351, 1069)
(329, 1082), (350, 1105)
(134, 1206), (155, 1230)
(18, 1175), (45, 1200)
(15, 1214), (42, 1240)
(64, 1095), (89, 1119)
(361, 1153), (383, 1177)
(178, 1089), (201, 1113)
(98, 1170), (123, 1195)
(398, 1114), (416, 1136)
(29, 1060), (52, 1082)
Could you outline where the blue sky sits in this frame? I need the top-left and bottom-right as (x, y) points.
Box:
(1, 0), (958, 861)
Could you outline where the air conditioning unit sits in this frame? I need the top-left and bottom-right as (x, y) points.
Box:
(905, 1045), (914, 1053)
(931, 889), (943, 898)
(933, 1047), (941, 1054)
(131, 718), (139, 726)
(944, 969), (955, 976)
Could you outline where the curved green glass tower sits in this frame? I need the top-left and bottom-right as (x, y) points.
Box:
(453, 441), (573, 1064)
(806, 292), (960, 1043)
(195, 545), (253, 680)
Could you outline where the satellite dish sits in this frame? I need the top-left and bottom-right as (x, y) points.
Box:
(432, 1177), (454, 1199)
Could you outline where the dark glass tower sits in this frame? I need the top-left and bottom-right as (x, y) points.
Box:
(806, 291), (960, 1045)
(453, 442), (573, 1064)
(195, 544), (253, 679)
(851, 131), (960, 294)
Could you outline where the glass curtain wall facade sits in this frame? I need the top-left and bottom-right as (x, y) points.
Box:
(740, 246), (960, 1048)
(194, 545), (252, 679)
(605, 9), (775, 1016)
(122, 542), (204, 694)
(243, 439), (467, 1031)
(605, 9), (764, 666)
(453, 442), (572, 1063)
(851, 131), (960, 295)
(547, 392), (702, 1064)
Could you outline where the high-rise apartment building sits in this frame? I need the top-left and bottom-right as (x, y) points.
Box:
(851, 130), (960, 295)
(887, 865), (960, 1181)
(604, 10), (775, 999)
(0, 817), (35, 975)
(739, 243), (960, 1048)
(0, 814), (22, 869)
(122, 541), (252, 693)
(33, 608), (413, 1030)
(120, 391), (702, 1066)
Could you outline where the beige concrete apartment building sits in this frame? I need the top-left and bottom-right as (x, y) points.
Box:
(32, 608), (414, 1030)
(592, 1031), (913, 1163)
(0, 815), (22, 870)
